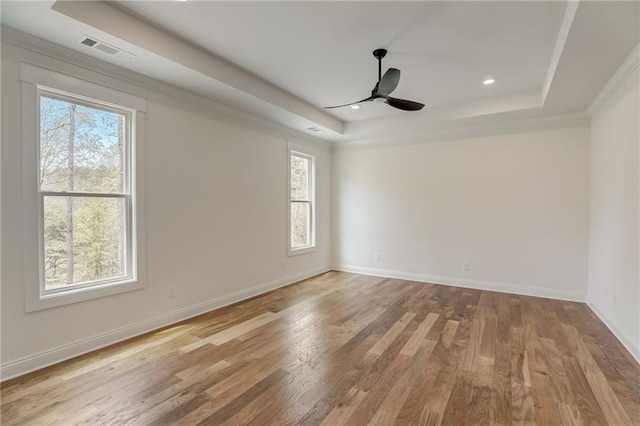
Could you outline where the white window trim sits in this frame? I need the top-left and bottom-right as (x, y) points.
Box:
(287, 141), (316, 256)
(20, 63), (147, 312)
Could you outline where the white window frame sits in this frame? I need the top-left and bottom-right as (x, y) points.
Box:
(20, 63), (146, 312)
(288, 142), (316, 256)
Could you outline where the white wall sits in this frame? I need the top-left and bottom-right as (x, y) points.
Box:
(587, 54), (640, 361)
(2, 34), (638, 381)
(333, 126), (591, 301)
(1, 42), (331, 378)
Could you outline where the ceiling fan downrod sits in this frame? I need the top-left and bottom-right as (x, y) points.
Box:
(372, 48), (387, 83)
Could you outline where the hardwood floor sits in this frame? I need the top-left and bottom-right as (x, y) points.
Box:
(2, 271), (639, 425)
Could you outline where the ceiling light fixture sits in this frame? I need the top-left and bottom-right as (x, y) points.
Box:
(483, 78), (496, 85)
(351, 105), (360, 110)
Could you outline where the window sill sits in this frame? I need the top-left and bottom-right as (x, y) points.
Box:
(25, 279), (144, 313)
(288, 246), (317, 257)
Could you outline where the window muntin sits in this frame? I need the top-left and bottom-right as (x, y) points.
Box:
(290, 150), (315, 252)
(38, 91), (134, 294)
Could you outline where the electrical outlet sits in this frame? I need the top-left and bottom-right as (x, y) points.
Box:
(463, 262), (471, 271)
(168, 286), (176, 299)
(612, 293), (617, 306)
(375, 253), (381, 262)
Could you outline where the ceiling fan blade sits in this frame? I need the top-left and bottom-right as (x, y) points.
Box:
(386, 97), (425, 111)
(376, 68), (400, 96)
(324, 97), (374, 109)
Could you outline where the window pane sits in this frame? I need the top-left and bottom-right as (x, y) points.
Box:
(291, 201), (310, 248)
(43, 196), (126, 289)
(290, 154), (309, 201)
(40, 96), (126, 193)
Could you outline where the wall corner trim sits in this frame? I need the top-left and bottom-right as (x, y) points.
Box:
(0, 266), (331, 382)
(333, 265), (586, 303)
(586, 301), (640, 365)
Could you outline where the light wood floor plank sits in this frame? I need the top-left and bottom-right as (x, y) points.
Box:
(2, 271), (639, 425)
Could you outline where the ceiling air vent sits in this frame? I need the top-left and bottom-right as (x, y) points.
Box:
(80, 38), (97, 48)
(76, 35), (134, 61)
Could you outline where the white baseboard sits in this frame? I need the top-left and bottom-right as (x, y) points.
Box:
(586, 301), (640, 365)
(0, 266), (331, 381)
(333, 264), (586, 302)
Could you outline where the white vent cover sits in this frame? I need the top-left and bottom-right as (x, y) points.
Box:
(76, 35), (134, 60)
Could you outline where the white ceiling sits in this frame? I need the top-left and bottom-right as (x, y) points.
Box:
(1, 1), (638, 143)
(117, 1), (564, 114)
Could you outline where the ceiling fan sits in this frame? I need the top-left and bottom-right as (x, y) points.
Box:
(325, 48), (425, 111)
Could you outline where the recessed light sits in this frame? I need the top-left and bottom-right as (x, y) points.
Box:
(306, 127), (324, 133)
(483, 78), (496, 85)
(351, 105), (360, 110)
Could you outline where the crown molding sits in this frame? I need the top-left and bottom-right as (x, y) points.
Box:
(50, 0), (342, 135)
(0, 25), (333, 149)
(333, 112), (590, 150)
(1, 25), (603, 150)
(587, 43), (639, 117)
(541, 1), (580, 105)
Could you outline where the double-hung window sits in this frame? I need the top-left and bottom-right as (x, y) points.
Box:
(21, 63), (146, 311)
(289, 145), (316, 254)
(39, 92), (132, 291)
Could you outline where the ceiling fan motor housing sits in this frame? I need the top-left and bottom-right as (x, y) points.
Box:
(372, 48), (387, 60)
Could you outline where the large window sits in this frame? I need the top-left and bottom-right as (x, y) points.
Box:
(39, 92), (132, 292)
(289, 147), (316, 254)
(21, 63), (146, 311)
